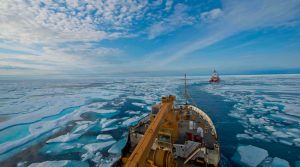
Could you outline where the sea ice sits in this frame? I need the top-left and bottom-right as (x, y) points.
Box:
(122, 116), (140, 127)
(17, 161), (28, 167)
(97, 134), (113, 140)
(28, 160), (89, 167)
(75, 121), (93, 125)
(40, 143), (83, 155)
(249, 117), (267, 125)
(279, 140), (293, 146)
(283, 104), (300, 117)
(108, 138), (127, 154)
(253, 134), (267, 140)
(46, 121), (96, 144)
(81, 151), (102, 162)
(132, 102), (145, 108)
(265, 126), (276, 132)
(272, 131), (290, 138)
(232, 145), (268, 167)
(91, 152), (103, 163)
(0, 77), (180, 161)
(77, 105), (120, 118)
(293, 138), (300, 147)
(46, 133), (82, 143)
(100, 118), (119, 129)
(72, 123), (91, 134)
(201, 75), (300, 147)
(83, 140), (116, 153)
(122, 113), (148, 127)
(236, 134), (253, 140)
(98, 155), (121, 167)
(125, 110), (141, 115)
(93, 109), (120, 118)
(87, 102), (107, 109)
(101, 126), (119, 132)
(271, 157), (290, 167)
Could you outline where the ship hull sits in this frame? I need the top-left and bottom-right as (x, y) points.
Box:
(209, 78), (220, 83)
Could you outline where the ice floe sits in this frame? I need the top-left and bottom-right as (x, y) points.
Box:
(83, 140), (116, 153)
(271, 157), (290, 167)
(122, 113), (148, 127)
(92, 109), (120, 118)
(46, 121), (96, 144)
(293, 138), (300, 147)
(125, 110), (141, 115)
(77, 105), (120, 118)
(236, 134), (253, 140)
(232, 145), (268, 167)
(101, 126), (119, 132)
(40, 143), (84, 155)
(100, 118), (119, 129)
(81, 151), (102, 163)
(46, 133), (82, 143)
(72, 123), (91, 134)
(98, 155), (121, 167)
(97, 134), (113, 140)
(108, 138), (127, 154)
(17, 161), (28, 167)
(132, 102), (146, 108)
(28, 160), (89, 167)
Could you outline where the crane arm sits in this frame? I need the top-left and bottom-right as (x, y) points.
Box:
(124, 96), (175, 167)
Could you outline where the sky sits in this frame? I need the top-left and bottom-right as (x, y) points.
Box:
(0, 0), (300, 77)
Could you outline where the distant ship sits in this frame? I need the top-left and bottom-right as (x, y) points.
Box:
(116, 75), (220, 167)
(209, 69), (220, 83)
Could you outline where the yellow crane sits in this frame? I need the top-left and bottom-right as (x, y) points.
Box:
(124, 95), (178, 167)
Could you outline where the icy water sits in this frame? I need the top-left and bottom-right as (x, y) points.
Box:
(0, 75), (299, 167)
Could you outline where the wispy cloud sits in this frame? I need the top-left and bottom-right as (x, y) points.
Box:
(148, 3), (195, 39)
(153, 0), (300, 66)
(0, 42), (121, 75)
(200, 8), (222, 22)
(165, 0), (173, 11)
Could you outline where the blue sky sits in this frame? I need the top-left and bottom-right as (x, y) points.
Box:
(0, 0), (300, 77)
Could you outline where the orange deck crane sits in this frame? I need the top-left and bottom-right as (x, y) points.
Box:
(124, 95), (178, 167)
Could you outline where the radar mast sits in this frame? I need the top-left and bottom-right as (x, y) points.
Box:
(183, 74), (191, 105)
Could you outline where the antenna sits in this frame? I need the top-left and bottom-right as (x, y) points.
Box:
(183, 74), (190, 105)
(180, 74), (198, 107)
(184, 74), (187, 104)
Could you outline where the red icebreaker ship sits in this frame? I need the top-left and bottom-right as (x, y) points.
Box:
(209, 69), (220, 83)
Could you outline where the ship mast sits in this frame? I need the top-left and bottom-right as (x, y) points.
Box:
(183, 74), (189, 105)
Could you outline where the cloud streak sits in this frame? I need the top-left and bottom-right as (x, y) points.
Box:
(154, 0), (300, 66)
(148, 3), (195, 39)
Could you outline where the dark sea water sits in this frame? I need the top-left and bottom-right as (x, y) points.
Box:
(0, 75), (299, 167)
(189, 83), (300, 167)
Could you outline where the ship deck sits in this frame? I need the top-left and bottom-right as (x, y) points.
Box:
(128, 104), (220, 166)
